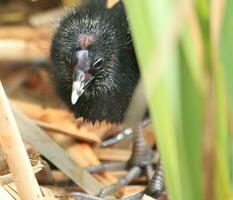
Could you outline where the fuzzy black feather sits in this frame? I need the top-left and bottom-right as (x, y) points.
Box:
(49, 0), (139, 123)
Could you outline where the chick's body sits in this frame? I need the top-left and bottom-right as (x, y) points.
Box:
(50, 0), (139, 123)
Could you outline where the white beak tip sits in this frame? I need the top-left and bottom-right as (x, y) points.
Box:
(71, 90), (79, 105)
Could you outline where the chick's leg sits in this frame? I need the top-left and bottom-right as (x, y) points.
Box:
(128, 125), (154, 168)
(122, 162), (165, 200)
(144, 161), (165, 197)
(86, 124), (154, 172)
(72, 124), (165, 199)
(95, 124), (162, 198)
(86, 120), (153, 174)
(80, 125), (147, 198)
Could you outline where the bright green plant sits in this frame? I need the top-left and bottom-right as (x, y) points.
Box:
(124, 0), (233, 199)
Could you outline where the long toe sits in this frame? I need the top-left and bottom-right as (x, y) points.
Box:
(121, 192), (144, 200)
(70, 192), (104, 200)
(86, 162), (127, 173)
(98, 166), (142, 198)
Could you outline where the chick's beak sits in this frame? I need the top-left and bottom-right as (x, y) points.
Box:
(71, 69), (93, 105)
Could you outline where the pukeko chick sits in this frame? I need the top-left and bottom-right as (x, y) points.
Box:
(49, 0), (164, 199)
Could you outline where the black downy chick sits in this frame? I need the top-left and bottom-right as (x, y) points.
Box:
(50, 0), (139, 123)
(49, 0), (164, 199)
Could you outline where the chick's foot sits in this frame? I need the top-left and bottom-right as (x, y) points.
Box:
(87, 125), (164, 199)
(71, 162), (165, 200)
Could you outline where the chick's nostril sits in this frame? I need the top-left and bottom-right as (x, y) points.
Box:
(75, 49), (91, 71)
(76, 50), (89, 62)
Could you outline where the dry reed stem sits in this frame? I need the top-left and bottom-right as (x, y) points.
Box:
(0, 81), (43, 200)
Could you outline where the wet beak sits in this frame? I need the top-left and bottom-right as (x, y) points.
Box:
(71, 69), (93, 105)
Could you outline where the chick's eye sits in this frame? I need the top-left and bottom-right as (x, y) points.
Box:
(93, 58), (104, 68)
